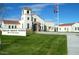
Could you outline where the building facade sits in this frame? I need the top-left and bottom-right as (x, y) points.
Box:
(45, 21), (55, 31)
(58, 23), (79, 32)
(1, 7), (79, 33)
(0, 7), (54, 32)
(19, 7), (54, 32)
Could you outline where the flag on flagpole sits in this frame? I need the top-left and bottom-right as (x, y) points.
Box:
(54, 3), (58, 14)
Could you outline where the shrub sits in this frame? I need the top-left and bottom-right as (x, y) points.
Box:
(26, 29), (35, 36)
(0, 30), (2, 35)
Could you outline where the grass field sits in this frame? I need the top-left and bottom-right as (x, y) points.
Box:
(0, 34), (67, 55)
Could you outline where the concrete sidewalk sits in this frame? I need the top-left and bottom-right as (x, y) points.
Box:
(37, 32), (67, 35)
(67, 34), (79, 55)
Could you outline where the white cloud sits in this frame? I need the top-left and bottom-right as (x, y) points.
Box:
(20, 3), (53, 12)
(31, 4), (53, 11)
(31, 4), (52, 8)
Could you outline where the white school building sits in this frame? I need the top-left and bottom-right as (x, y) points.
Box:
(0, 7), (79, 35)
(58, 22), (79, 32)
(0, 7), (54, 33)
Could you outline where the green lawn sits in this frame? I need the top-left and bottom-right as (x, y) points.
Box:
(0, 34), (67, 55)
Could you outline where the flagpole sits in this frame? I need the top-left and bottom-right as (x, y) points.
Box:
(54, 3), (59, 25)
(57, 4), (59, 25)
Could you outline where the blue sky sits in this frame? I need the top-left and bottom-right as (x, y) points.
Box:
(0, 3), (79, 24)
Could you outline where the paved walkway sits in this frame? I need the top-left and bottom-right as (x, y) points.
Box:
(37, 32), (79, 55)
(67, 33), (79, 55)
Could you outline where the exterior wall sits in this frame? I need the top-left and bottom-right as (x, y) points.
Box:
(2, 7), (79, 33)
(0, 21), (2, 28)
(17, 8), (54, 32)
(0, 21), (2, 31)
(1, 21), (4, 30)
(45, 22), (54, 31)
(58, 26), (72, 32)
(22, 9), (31, 15)
(72, 23), (79, 32)
(20, 8), (32, 29)
(1, 21), (20, 29)
(32, 14), (45, 31)
(20, 15), (32, 29)
(58, 23), (79, 32)
(19, 19), (25, 29)
(2, 24), (20, 29)
(0, 8), (55, 33)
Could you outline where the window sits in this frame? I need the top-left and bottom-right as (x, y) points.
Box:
(52, 27), (53, 30)
(0, 24), (1, 28)
(27, 10), (29, 14)
(64, 28), (66, 30)
(42, 26), (43, 30)
(27, 17), (29, 20)
(67, 28), (68, 31)
(78, 27), (79, 30)
(8, 25), (10, 29)
(59, 28), (61, 30)
(27, 23), (29, 29)
(34, 18), (36, 22)
(12, 26), (14, 29)
(75, 27), (77, 30)
(75, 27), (79, 30)
(49, 27), (51, 29)
(15, 25), (17, 29)
(40, 26), (41, 30)
(31, 17), (33, 21)
(22, 24), (23, 28)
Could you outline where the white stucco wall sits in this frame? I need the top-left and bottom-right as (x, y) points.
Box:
(20, 9), (32, 29)
(22, 9), (31, 15)
(45, 22), (54, 31)
(3, 24), (20, 29)
(58, 26), (72, 32)
(58, 23), (79, 32)
(32, 14), (45, 31)
(20, 8), (55, 31)
(72, 23), (79, 32)
(21, 15), (32, 29)
(0, 21), (2, 30)
(1, 21), (20, 29)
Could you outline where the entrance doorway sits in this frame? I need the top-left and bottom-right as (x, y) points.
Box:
(54, 27), (58, 32)
(32, 24), (37, 31)
(44, 25), (47, 31)
(32, 23), (41, 32)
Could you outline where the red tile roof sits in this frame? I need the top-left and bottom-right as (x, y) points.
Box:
(3, 20), (20, 24)
(59, 23), (74, 26)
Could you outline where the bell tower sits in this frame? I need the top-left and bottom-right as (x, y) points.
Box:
(22, 7), (32, 15)
(20, 7), (32, 29)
